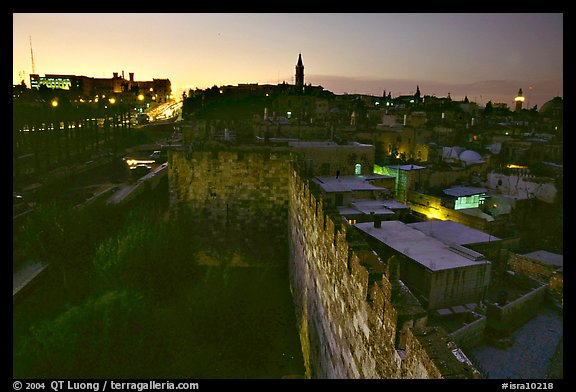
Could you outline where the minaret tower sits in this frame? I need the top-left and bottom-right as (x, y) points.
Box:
(295, 53), (304, 94)
(515, 88), (525, 111)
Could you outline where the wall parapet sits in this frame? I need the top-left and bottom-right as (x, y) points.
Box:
(288, 163), (478, 379)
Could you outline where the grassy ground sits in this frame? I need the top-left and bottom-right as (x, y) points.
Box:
(151, 265), (305, 378)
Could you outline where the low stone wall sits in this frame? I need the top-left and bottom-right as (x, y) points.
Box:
(499, 283), (549, 330)
(508, 252), (560, 283)
(448, 316), (487, 349)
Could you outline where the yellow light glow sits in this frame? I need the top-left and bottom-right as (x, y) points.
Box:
(506, 164), (528, 169)
(109, 97), (116, 104)
(138, 94), (144, 101)
(515, 96), (525, 102)
(425, 208), (445, 220)
(51, 99), (58, 107)
(125, 158), (155, 168)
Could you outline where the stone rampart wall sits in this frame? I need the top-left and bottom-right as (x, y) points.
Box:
(169, 148), (290, 238)
(288, 167), (475, 378)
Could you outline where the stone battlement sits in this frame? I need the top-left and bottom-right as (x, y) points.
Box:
(288, 165), (480, 378)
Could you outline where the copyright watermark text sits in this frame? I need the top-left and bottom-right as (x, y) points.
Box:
(13, 381), (199, 392)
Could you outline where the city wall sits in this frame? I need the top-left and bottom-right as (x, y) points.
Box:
(168, 148), (291, 240)
(167, 147), (478, 378)
(288, 167), (477, 378)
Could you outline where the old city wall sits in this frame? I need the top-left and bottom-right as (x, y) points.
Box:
(169, 148), (291, 240)
(288, 167), (463, 378)
(167, 148), (475, 379)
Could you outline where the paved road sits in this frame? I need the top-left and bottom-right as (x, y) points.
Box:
(470, 305), (563, 379)
(13, 260), (48, 297)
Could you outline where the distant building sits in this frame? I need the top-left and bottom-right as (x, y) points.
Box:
(29, 71), (172, 102)
(374, 164), (427, 203)
(442, 186), (488, 210)
(355, 220), (492, 310)
(311, 174), (406, 224)
(289, 141), (374, 176)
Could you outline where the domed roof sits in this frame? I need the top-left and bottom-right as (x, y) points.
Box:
(459, 149), (483, 164)
(539, 96), (563, 114)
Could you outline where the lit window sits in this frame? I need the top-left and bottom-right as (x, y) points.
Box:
(355, 163), (362, 175)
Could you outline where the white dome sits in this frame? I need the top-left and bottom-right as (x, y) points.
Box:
(459, 149), (483, 164)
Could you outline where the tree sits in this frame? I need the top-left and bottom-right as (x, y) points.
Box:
(92, 206), (196, 298)
(17, 203), (92, 293)
(14, 289), (164, 378)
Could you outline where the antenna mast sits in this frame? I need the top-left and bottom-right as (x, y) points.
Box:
(29, 35), (36, 74)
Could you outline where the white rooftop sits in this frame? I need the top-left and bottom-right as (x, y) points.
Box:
(380, 199), (410, 210)
(313, 176), (388, 193)
(354, 221), (490, 271)
(337, 206), (365, 216)
(350, 200), (395, 215)
(357, 173), (395, 181)
(289, 141), (372, 148)
(522, 250), (563, 268)
(408, 220), (501, 245)
(443, 186), (487, 197)
(386, 164), (426, 171)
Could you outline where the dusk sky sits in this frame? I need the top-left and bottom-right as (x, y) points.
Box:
(13, 13), (563, 109)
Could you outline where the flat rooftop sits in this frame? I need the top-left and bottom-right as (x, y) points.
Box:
(380, 199), (410, 210)
(386, 164), (426, 171)
(312, 176), (388, 193)
(354, 221), (490, 271)
(289, 141), (372, 148)
(522, 250), (563, 268)
(342, 200), (396, 216)
(408, 220), (501, 245)
(443, 186), (487, 197)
